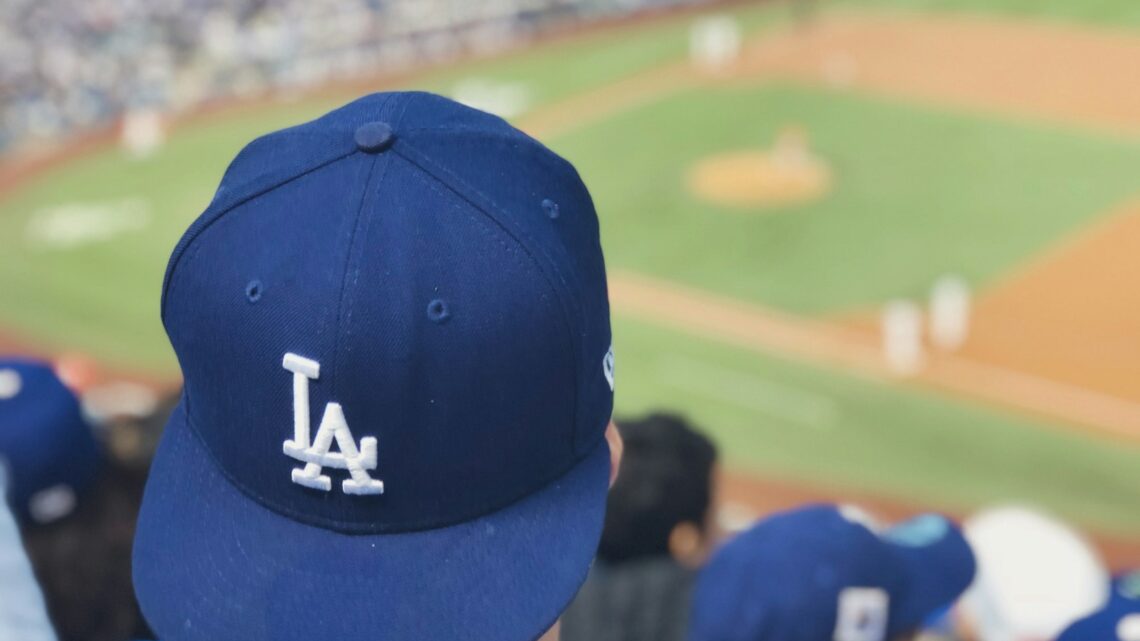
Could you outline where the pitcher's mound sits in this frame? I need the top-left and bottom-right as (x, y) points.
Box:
(688, 128), (832, 209)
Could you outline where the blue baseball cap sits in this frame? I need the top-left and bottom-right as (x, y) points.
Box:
(0, 357), (102, 524)
(689, 504), (976, 641)
(132, 91), (614, 641)
(1057, 570), (1140, 641)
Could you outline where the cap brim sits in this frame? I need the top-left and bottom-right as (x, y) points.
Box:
(133, 402), (609, 641)
(882, 514), (977, 633)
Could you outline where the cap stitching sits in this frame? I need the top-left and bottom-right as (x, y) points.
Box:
(331, 94), (409, 398)
(392, 136), (583, 317)
(415, 173), (579, 455)
(161, 148), (356, 328)
(176, 175), (591, 535)
(178, 395), (606, 535)
(391, 142), (584, 457)
(328, 156), (382, 397)
(163, 94), (604, 535)
(400, 127), (584, 198)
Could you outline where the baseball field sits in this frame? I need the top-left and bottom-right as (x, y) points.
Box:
(3, 0), (1140, 554)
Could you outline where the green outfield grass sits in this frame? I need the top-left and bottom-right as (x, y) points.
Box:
(551, 83), (1140, 313)
(613, 315), (1140, 535)
(849, 0), (1140, 27)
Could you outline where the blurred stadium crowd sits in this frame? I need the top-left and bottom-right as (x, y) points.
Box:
(0, 0), (701, 151)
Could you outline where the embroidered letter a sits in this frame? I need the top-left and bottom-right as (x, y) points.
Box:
(281, 353), (384, 495)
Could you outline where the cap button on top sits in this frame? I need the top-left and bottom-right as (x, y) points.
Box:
(354, 122), (394, 153)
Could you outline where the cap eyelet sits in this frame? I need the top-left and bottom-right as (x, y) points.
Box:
(542, 198), (560, 220)
(245, 280), (263, 303)
(427, 298), (451, 323)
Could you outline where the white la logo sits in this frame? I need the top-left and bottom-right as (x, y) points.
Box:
(281, 353), (384, 495)
(603, 345), (615, 392)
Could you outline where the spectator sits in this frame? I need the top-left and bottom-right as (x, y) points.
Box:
(0, 358), (101, 528)
(20, 456), (154, 641)
(689, 504), (976, 641)
(1055, 569), (1140, 641)
(0, 357), (165, 641)
(130, 90), (619, 641)
(561, 412), (719, 641)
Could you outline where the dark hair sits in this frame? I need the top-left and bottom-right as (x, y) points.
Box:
(596, 413), (717, 565)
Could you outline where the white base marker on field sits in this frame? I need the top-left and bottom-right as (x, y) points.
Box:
(882, 300), (924, 376)
(689, 15), (742, 72)
(929, 275), (971, 351)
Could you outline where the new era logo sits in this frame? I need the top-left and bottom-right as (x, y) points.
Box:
(281, 353), (384, 496)
(603, 346), (615, 392)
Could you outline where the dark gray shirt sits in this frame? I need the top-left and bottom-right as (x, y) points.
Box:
(561, 558), (696, 641)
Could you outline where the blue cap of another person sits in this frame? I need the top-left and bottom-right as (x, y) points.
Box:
(132, 92), (614, 641)
(1057, 570), (1140, 641)
(0, 358), (101, 524)
(690, 504), (976, 641)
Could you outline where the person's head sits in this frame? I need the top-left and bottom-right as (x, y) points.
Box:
(1055, 570), (1140, 641)
(0, 357), (157, 641)
(132, 91), (616, 641)
(689, 504), (976, 641)
(0, 358), (101, 525)
(597, 412), (718, 568)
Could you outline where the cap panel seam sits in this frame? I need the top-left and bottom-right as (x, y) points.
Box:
(161, 148), (357, 328)
(401, 128), (582, 200)
(161, 92), (606, 536)
(173, 171), (594, 532)
(169, 150), (380, 524)
(413, 172), (582, 475)
(391, 138), (583, 323)
(391, 141), (584, 456)
(331, 93), (407, 397)
(163, 133), (352, 294)
(328, 156), (383, 397)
